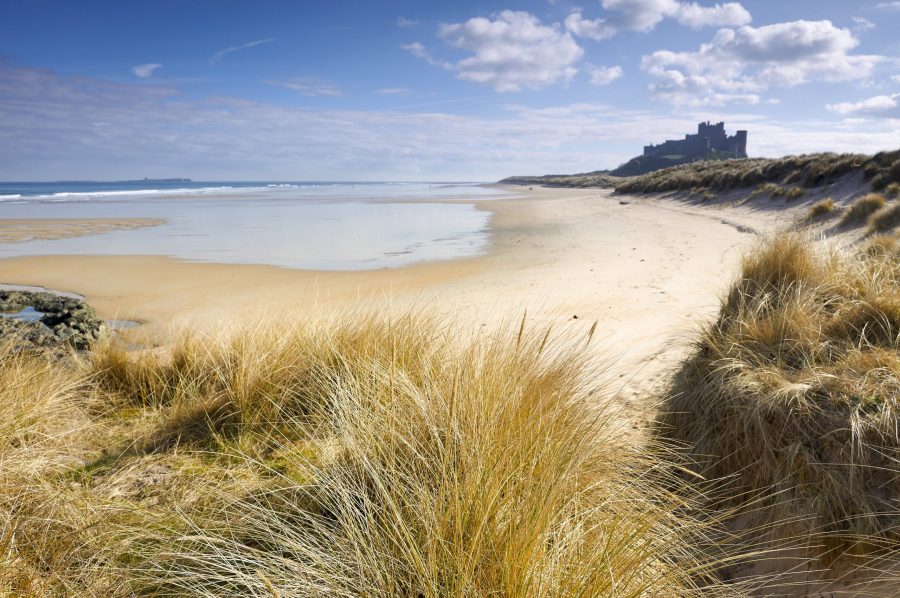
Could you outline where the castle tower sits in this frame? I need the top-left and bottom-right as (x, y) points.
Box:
(735, 130), (748, 156)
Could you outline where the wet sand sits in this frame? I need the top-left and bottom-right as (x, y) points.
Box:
(0, 218), (165, 243)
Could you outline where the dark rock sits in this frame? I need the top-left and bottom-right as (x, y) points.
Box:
(0, 290), (104, 350)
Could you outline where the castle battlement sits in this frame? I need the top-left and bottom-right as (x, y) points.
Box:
(643, 121), (747, 159)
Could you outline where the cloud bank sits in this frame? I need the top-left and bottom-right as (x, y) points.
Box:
(641, 20), (883, 106)
(2, 64), (898, 181)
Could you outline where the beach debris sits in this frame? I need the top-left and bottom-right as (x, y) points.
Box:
(0, 290), (104, 349)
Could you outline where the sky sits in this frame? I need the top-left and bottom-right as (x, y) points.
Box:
(1, 0), (899, 181)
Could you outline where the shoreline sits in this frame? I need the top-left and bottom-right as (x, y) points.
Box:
(0, 188), (503, 270)
(0, 186), (794, 398)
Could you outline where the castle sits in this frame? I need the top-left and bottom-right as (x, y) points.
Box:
(643, 122), (747, 159)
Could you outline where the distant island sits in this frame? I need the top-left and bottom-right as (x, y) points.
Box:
(500, 121), (749, 185)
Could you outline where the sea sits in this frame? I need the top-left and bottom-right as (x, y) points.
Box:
(0, 181), (515, 270)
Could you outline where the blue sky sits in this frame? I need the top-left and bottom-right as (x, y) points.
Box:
(1, 0), (899, 181)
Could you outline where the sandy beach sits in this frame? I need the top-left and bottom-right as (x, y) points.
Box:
(0, 186), (791, 397)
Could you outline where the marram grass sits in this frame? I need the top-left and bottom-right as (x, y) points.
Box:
(840, 193), (886, 227)
(0, 314), (733, 597)
(805, 198), (835, 220)
(870, 202), (900, 234)
(657, 232), (900, 566)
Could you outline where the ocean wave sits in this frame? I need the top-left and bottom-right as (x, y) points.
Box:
(0, 182), (502, 205)
(43, 186), (236, 198)
(3, 186), (287, 202)
(0, 183), (358, 203)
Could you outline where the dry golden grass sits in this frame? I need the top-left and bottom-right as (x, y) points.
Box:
(1, 314), (732, 597)
(0, 343), (114, 596)
(656, 233), (900, 565)
(784, 186), (805, 201)
(840, 193), (887, 227)
(870, 203), (900, 234)
(806, 198), (835, 220)
(750, 182), (786, 198)
(127, 316), (732, 597)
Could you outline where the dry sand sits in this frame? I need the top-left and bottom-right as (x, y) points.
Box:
(0, 186), (791, 398)
(0, 218), (164, 243)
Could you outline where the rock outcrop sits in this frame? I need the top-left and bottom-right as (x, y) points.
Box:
(0, 290), (104, 349)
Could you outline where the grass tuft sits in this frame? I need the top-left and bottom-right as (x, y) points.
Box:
(869, 202), (900, 233)
(656, 232), (900, 564)
(751, 182), (785, 198)
(840, 193), (886, 227)
(806, 198), (835, 220)
(784, 186), (805, 201)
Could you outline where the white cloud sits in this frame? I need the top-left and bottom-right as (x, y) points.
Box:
(874, 1), (900, 10)
(401, 42), (452, 68)
(602, 0), (675, 31)
(892, 74), (900, 83)
(264, 79), (342, 97)
(433, 11), (584, 92)
(671, 2), (753, 29)
(851, 16), (876, 32)
(132, 63), (162, 78)
(588, 65), (624, 85)
(376, 87), (412, 95)
(827, 93), (900, 116)
(641, 20), (884, 106)
(210, 38), (276, 64)
(566, 0), (750, 39)
(397, 16), (418, 28)
(564, 12), (616, 40)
